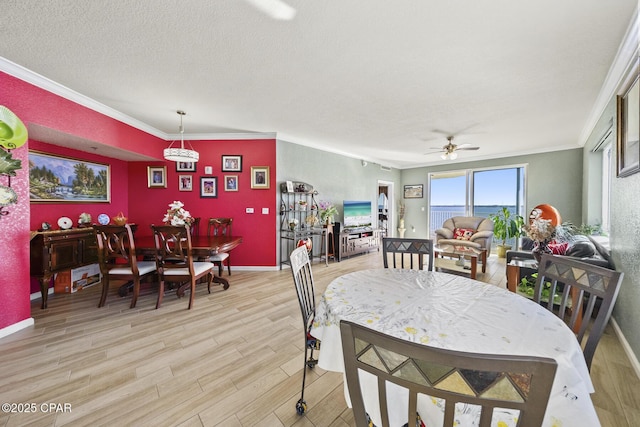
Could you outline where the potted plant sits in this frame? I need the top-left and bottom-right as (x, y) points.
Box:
(489, 207), (524, 258)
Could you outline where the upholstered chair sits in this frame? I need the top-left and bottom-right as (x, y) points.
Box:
(434, 216), (494, 254)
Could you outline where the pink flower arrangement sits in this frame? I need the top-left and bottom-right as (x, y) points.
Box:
(163, 201), (193, 226)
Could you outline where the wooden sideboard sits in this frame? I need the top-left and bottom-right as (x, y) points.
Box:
(30, 228), (98, 309)
(336, 227), (382, 261)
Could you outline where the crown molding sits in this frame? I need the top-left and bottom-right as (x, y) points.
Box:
(579, 8), (639, 146)
(0, 56), (277, 142)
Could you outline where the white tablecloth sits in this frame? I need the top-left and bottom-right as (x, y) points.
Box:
(310, 268), (599, 427)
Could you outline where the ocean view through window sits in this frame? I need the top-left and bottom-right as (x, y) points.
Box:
(428, 166), (525, 249)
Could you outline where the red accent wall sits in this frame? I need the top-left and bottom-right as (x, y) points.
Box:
(127, 139), (277, 266)
(0, 70), (277, 332)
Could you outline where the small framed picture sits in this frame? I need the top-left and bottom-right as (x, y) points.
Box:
(224, 175), (239, 192)
(404, 184), (423, 199)
(176, 161), (197, 172)
(147, 166), (167, 188)
(178, 175), (193, 191)
(251, 166), (270, 189)
(222, 155), (243, 172)
(286, 180), (294, 193)
(200, 176), (218, 198)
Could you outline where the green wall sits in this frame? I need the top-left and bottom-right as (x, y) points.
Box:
(583, 94), (640, 366)
(400, 149), (584, 238)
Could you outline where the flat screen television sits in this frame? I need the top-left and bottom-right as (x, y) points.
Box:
(343, 200), (373, 228)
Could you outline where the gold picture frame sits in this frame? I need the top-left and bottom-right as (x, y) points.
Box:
(251, 166), (270, 189)
(616, 70), (640, 177)
(147, 166), (167, 188)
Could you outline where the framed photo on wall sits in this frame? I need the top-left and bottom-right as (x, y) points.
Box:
(29, 151), (111, 202)
(251, 166), (270, 189)
(222, 155), (242, 172)
(224, 175), (238, 191)
(404, 184), (423, 199)
(616, 71), (640, 177)
(147, 166), (167, 188)
(176, 161), (197, 172)
(200, 176), (218, 198)
(178, 175), (193, 191)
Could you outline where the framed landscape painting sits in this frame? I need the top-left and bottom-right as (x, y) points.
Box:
(29, 151), (110, 202)
(403, 184), (423, 199)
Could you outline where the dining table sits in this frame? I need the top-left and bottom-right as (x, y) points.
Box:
(310, 268), (600, 427)
(133, 234), (243, 291)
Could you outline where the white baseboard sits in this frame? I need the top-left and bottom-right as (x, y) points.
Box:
(30, 287), (54, 301)
(0, 318), (34, 340)
(610, 317), (640, 379)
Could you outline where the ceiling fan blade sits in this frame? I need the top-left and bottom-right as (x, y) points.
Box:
(457, 146), (480, 151)
(456, 143), (473, 149)
(244, 0), (296, 20)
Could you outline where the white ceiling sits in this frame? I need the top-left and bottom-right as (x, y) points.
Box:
(1, 1), (638, 168)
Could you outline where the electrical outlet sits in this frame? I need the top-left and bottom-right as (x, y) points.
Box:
(246, 207), (254, 213)
(262, 208), (269, 214)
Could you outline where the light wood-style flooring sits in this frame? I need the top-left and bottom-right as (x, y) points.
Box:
(1, 252), (638, 426)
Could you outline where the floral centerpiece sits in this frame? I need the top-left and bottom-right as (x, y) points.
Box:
(318, 200), (339, 225)
(163, 200), (193, 226)
(523, 208), (556, 261)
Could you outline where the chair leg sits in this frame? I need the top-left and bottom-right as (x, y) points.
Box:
(218, 262), (223, 276)
(156, 279), (165, 309)
(130, 277), (141, 308)
(188, 278), (196, 309)
(98, 276), (110, 307)
(227, 256), (231, 275)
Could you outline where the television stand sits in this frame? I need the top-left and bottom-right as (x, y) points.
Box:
(337, 227), (382, 261)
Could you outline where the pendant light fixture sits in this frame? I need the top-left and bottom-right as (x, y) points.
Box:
(163, 110), (199, 163)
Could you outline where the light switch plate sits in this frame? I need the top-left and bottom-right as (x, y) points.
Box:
(262, 208), (269, 214)
(246, 207), (254, 213)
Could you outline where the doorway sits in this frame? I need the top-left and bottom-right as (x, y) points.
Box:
(377, 180), (394, 237)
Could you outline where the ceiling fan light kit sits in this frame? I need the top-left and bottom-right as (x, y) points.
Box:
(163, 110), (200, 163)
(429, 135), (479, 161)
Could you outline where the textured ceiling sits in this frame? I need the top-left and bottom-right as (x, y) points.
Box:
(1, 1), (638, 168)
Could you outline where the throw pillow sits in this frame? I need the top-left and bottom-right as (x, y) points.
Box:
(548, 241), (569, 255)
(453, 228), (475, 241)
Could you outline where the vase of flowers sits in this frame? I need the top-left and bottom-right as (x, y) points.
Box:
(289, 218), (299, 231)
(524, 210), (556, 263)
(163, 201), (193, 226)
(318, 200), (338, 225)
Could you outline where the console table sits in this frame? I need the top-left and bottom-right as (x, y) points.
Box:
(30, 228), (98, 309)
(337, 227), (382, 261)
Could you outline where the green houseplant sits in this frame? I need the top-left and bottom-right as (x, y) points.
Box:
(489, 207), (525, 258)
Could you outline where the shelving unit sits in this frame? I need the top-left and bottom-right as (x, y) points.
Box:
(279, 181), (328, 269)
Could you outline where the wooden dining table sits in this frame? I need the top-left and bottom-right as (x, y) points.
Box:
(310, 268), (600, 427)
(133, 234), (243, 291)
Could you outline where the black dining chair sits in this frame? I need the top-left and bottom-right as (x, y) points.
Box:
(289, 245), (320, 416)
(533, 253), (624, 370)
(382, 237), (434, 270)
(340, 320), (557, 427)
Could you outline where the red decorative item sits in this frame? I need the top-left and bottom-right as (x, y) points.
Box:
(297, 238), (312, 254)
(530, 204), (562, 226)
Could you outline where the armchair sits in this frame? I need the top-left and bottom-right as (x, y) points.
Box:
(434, 216), (494, 254)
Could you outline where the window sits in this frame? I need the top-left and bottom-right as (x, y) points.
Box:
(428, 166), (526, 246)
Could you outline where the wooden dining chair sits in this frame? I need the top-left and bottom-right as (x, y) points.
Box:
(340, 320), (557, 427)
(151, 224), (214, 309)
(382, 237), (434, 270)
(207, 217), (233, 275)
(289, 245), (320, 416)
(189, 217), (201, 236)
(534, 253), (624, 370)
(94, 224), (157, 308)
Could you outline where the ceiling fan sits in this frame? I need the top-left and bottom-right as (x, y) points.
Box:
(426, 136), (479, 160)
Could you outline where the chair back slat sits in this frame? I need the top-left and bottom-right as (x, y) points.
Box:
(207, 217), (233, 237)
(382, 237), (434, 271)
(95, 224), (139, 275)
(290, 245), (316, 329)
(534, 253), (624, 369)
(340, 320), (557, 427)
